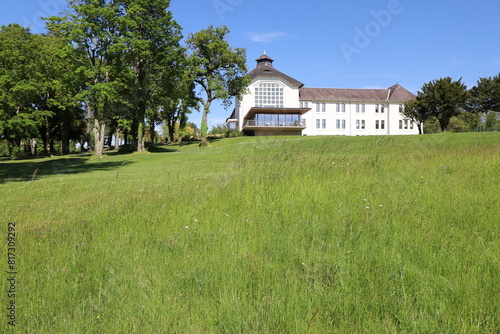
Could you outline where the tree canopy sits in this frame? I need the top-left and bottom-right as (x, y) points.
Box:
(416, 77), (468, 132)
(186, 25), (250, 146)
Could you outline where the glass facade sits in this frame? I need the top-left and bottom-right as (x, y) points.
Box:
(253, 114), (303, 127)
(255, 83), (284, 108)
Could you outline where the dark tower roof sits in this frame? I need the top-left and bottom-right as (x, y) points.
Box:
(248, 53), (303, 87)
(255, 53), (274, 68)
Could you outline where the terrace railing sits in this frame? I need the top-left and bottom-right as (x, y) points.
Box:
(243, 120), (306, 128)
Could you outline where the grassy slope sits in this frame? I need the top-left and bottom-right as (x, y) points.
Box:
(0, 133), (499, 333)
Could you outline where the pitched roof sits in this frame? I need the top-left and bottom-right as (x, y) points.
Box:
(387, 84), (416, 102)
(300, 84), (415, 103)
(248, 54), (304, 87)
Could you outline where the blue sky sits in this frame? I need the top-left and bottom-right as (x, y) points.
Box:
(2, 0), (500, 128)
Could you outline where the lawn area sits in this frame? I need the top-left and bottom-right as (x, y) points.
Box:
(1, 132), (499, 333)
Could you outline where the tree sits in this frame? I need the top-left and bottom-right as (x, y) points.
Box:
(46, 0), (128, 156)
(484, 111), (499, 131)
(416, 77), (468, 131)
(186, 25), (250, 146)
(402, 99), (429, 134)
(34, 33), (86, 155)
(0, 24), (53, 157)
(469, 73), (500, 114)
(117, 0), (183, 152)
(159, 65), (198, 143)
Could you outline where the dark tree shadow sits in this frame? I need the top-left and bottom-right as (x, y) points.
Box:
(0, 154), (134, 184)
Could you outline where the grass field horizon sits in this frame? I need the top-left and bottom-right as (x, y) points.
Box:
(1, 132), (499, 333)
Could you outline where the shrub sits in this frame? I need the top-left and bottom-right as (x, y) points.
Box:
(448, 116), (467, 132)
(423, 116), (441, 134)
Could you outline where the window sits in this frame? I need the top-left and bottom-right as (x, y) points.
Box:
(342, 120), (346, 129)
(300, 102), (303, 108)
(404, 120), (408, 129)
(342, 103), (346, 112)
(322, 103), (326, 112)
(410, 121), (414, 129)
(304, 102), (308, 108)
(399, 120), (403, 129)
(356, 104), (360, 113)
(375, 104), (379, 113)
(254, 82), (284, 108)
(336, 119), (340, 129)
(316, 103), (320, 112)
(381, 120), (385, 129)
(356, 120), (360, 129)
(361, 120), (365, 129)
(375, 120), (379, 129)
(322, 119), (326, 129)
(399, 104), (404, 113)
(316, 119), (321, 129)
(336, 103), (340, 112)
(381, 105), (385, 113)
(361, 104), (365, 113)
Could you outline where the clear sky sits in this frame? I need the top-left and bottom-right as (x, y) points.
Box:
(2, 0), (500, 128)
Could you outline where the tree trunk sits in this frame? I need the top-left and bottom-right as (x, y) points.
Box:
(199, 103), (210, 147)
(3, 136), (9, 156)
(93, 118), (106, 156)
(86, 103), (93, 152)
(137, 123), (145, 152)
(168, 120), (175, 143)
(114, 128), (120, 150)
(61, 116), (69, 155)
(45, 116), (52, 155)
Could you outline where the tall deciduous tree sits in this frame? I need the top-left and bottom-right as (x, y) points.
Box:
(117, 0), (183, 152)
(417, 77), (468, 132)
(35, 33), (86, 155)
(46, 0), (127, 156)
(0, 24), (53, 156)
(402, 98), (428, 135)
(186, 25), (249, 146)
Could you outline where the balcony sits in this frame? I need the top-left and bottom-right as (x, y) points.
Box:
(243, 119), (306, 128)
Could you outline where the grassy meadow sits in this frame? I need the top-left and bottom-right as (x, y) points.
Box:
(1, 132), (499, 333)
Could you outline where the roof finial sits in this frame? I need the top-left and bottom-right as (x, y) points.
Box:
(263, 49), (266, 55)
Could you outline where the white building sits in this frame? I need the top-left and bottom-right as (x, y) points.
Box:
(227, 54), (419, 136)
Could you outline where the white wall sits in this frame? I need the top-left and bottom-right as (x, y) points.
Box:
(236, 76), (419, 136)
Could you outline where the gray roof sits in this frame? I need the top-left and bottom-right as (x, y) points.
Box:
(300, 84), (415, 103)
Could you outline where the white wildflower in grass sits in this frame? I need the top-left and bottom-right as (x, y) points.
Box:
(380, 205), (383, 207)
(366, 207), (370, 209)
(302, 263), (307, 267)
(225, 213), (229, 217)
(193, 219), (198, 222)
(184, 226), (189, 229)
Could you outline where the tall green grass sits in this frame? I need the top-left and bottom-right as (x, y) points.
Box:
(1, 133), (499, 333)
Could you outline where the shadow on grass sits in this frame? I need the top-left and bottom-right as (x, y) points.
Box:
(0, 154), (134, 184)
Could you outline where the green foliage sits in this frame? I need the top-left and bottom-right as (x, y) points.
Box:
(423, 116), (441, 134)
(469, 72), (500, 113)
(485, 111), (500, 131)
(0, 24), (53, 153)
(186, 25), (250, 144)
(402, 98), (428, 134)
(209, 122), (243, 137)
(448, 116), (468, 132)
(417, 77), (468, 131)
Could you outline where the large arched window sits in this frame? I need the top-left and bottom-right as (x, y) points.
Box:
(254, 82), (284, 108)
